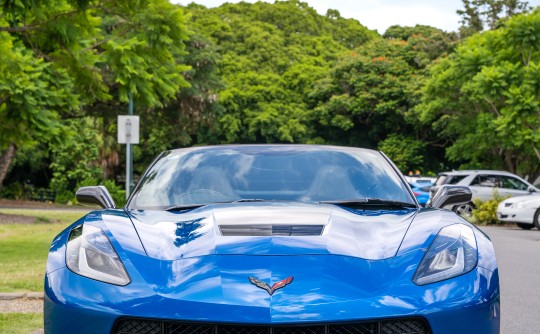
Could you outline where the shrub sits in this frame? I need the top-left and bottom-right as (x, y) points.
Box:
(102, 180), (126, 207)
(0, 182), (25, 200)
(471, 190), (508, 225)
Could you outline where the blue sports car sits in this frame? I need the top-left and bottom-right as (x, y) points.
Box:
(44, 145), (500, 334)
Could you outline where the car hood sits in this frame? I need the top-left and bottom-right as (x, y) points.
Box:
(126, 202), (418, 261)
(500, 194), (540, 206)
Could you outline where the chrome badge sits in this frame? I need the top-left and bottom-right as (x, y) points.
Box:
(248, 276), (294, 295)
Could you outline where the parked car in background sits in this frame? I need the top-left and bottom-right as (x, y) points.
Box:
(497, 195), (540, 229)
(409, 182), (432, 207)
(403, 176), (436, 185)
(430, 170), (538, 216)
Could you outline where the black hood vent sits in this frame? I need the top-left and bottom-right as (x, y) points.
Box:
(219, 224), (325, 236)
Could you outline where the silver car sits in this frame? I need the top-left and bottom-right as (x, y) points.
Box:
(430, 170), (538, 216)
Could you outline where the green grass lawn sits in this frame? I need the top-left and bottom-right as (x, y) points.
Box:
(0, 209), (88, 292)
(0, 313), (42, 334)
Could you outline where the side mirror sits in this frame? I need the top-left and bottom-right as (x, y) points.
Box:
(529, 187), (536, 193)
(76, 186), (116, 209)
(429, 185), (472, 209)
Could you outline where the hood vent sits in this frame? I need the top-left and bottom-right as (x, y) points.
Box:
(219, 224), (325, 236)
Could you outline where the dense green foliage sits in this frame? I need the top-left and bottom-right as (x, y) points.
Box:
(418, 8), (540, 180)
(186, 0), (378, 143)
(1, 0), (539, 202)
(311, 26), (456, 172)
(0, 0), (203, 199)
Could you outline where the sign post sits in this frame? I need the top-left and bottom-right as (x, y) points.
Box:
(118, 114), (139, 199)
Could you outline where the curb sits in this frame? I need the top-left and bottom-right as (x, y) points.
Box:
(0, 292), (44, 300)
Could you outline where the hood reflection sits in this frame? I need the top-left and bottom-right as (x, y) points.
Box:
(128, 202), (417, 261)
(173, 218), (206, 247)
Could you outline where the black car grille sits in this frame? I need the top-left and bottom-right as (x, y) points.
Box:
(113, 318), (431, 334)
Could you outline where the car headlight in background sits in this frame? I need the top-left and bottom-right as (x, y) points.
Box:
(512, 201), (527, 209)
(66, 224), (130, 286)
(413, 224), (477, 285)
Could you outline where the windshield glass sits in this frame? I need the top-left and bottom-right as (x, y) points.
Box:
(128, 146), (415, 210)
(435, 174), (467, 186)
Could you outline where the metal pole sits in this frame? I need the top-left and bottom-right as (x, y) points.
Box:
(126, 136), (131, 200)
(126, 92), (134, 199)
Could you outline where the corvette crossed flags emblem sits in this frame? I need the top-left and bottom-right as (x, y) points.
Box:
(248, 276), (294, 295)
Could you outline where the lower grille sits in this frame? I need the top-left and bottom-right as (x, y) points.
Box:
(115, 320), (161, 334)
(113, 318), (431, 334)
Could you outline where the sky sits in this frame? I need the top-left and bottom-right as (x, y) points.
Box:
(173, 0), (540, 34)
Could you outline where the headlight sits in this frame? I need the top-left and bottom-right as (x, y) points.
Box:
(66, 224), (130, 286)
(513, 201), (526, 209)
(413, 224), (477, 285)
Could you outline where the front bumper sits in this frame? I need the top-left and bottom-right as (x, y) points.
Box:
(45, 264), (499, 334)
(496, 207), (534, 224)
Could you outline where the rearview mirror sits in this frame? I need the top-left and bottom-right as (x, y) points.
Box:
(76, 186), (116, 209)
(429, 185), (472, 209)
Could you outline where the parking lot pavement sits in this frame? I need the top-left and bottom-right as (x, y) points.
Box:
(479, 225), (540, 334)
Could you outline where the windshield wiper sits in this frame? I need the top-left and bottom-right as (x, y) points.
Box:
(233, 198), (265, 203)
(165, 203), (213, 211)
(319, 198), (418, 209)
(165, 199), (266, 211)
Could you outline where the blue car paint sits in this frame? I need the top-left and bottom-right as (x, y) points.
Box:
(127, 203), (417, 260)
(45, 204), (499, 333)
(409, 183), (432, 206)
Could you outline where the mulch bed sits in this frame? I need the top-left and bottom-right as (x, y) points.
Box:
(0, 299), (43, 313)
(0, 213), (43, 224)
(0, 198), (76, 209)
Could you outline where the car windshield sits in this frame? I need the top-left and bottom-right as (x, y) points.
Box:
(128, 146), (415, 210)
(435, 174), (467, 186)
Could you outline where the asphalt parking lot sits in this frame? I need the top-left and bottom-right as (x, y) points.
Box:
(479, 225), (540, 334)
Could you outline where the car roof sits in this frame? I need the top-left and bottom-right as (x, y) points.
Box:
(170, 144), (378, 152)
(438, 170), (519, 176)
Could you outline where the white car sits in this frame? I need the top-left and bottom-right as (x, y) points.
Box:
(497, 195), (540, 230)
(403, 176), (436, 184)
(430, 170), (538, 216)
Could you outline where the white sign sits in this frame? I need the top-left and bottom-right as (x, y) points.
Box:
(117, 116), (140, 144)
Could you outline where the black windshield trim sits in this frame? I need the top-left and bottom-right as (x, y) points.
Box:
(165, 199), (267, 211)
(319, 198), (418, 209)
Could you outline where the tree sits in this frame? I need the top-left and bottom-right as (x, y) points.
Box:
(49, 119), (103, 203)
(80, 0), (193, 180)
(457, 0), (530, 36)
(383, 25), (458, 60)
(184, 0), (377, 144)
(378, 134), (426, 173)
(310, 41), (416, 147)
(0, 11), (80, 189)
(309, 25), (457, 172)
(417, 9), (540, 180)
(311, 26), (451, 141)
(0, 0), (192, 190)
(139, 32), (223, 167)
